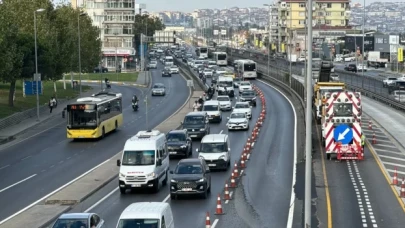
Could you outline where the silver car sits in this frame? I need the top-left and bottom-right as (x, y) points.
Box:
(51, 213), (104, 228)
(152, 83), (166, 96)
(170, 65), (179, 74)
(389, 90), (405, 102)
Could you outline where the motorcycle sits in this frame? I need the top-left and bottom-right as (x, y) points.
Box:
(132, 101), (138, 111)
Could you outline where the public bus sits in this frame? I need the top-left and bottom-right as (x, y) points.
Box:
(196, 46), (208, 59)
(66, 91), (123, 139)
(164, 56), (174, 66)
(237, 60), (257, 79)
(212, 52), (227, 66)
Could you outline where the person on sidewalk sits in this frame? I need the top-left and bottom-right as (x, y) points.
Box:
(49, 97), (56, 113)
(361, 133), (365, 151)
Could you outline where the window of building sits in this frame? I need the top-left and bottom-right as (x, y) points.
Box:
(376, 38), (383, 43)
(123, 38), (132, 48)
(286, 12), (289, 16)
(299, 12), (305, 17)
(299, 20), (306, 25)
(317, 20), (322, 24)
(327, 3), (332, 8)
(299, 3), (305, 8)
(318, 12), (323, 16)
(103, 38), (122, 48)
(341, 3), (345, 8)
(341, 20), (345, 25)
(326, 12), (331, 16)
(341, 12), (345, 16)
(383, 38), (388, 43)
(286, 3), (290, 7)
(325, 20), (331, 25)
(122, 25), (133, 35)
(85, 1), (94, 8)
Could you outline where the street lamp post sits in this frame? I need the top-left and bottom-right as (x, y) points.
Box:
(264, 4), (272, 76)
(289, 7), (292, 86)
(34, 8), (45, 122)
(114, 32), (119, 80)
(361, 0), (365, 79)
(77, 2), (82, 95)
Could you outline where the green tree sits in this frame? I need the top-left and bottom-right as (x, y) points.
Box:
(134, 14), (165, 54)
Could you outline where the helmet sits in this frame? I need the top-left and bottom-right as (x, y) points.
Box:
(199, 96), (202, 98)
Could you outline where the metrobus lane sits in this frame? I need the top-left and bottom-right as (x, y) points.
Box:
(0, 66), (189, 222)
(76, 91), (262, 228)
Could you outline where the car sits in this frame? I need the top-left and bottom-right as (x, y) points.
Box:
(93, 66), (108, 73)
(389, 90), (405, 102)
(344, 56), (355, 62)
(357, 64), (367, 72)
(344, 64), (357, 72)
(169, 158), (211, 199)
(202, 100), (222, 123)
(162, 69), (172, 77)
(330, 73), (339, 81)
(239, 81), (252, 91)
(233, 77), (242, 88)
(181, 112), (210, 139)
(203, 68), (213, 77)
(170, 65), (179, 74)
(383, 77), (398, 87)
(117, 202), (174, 228)
(197, 65), (205, 75)
(217, 95), (232, 111)
(214, 67), (227, 75)
(148, 61), (158, 69)
(388, 81), (405, 93)
(226, 111), (249, 131)
(51, 213), (104, 228)
(152, 83), (166, 96)
(197, 134), (231, 170)
(167, 129), (192, 158)
(238, 89), (257, 107)
(232, 101), (252, 119)
(298, 56), (306, 62)
(187, 58), (194, 67)
(211, 73), (219, 84)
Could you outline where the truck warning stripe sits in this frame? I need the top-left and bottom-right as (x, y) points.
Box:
(327, 92), (341, 111)
(345, 92), (359, 110)
(325, 124), (334, 139)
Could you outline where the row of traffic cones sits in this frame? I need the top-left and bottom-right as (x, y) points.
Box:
(205, 86), (267, 227)
(391, 167), (405, 198)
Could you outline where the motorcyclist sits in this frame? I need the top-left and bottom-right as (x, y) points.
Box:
(132, 95), (138, 103)
(193, 100), (201, 111)
(207, 86), (213, 96)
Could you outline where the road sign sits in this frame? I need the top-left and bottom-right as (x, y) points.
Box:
(333, 124), (353, 145)
(24, 80), (43, 96)
(187, 80), (194, 87)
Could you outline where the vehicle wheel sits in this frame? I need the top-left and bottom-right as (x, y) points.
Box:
(119, 187), (126, 194)
(189, 146), (192, 157)
(163, 171), (168, 186)
(201, 189), (208, 199)
(114, 120), (118, 131)
(207, 183), (211, 193)
(102, 127), (105, 138)
(326, 153), (331, 160)
(152, 179), (160, 193)
(170, 193), (177, 200)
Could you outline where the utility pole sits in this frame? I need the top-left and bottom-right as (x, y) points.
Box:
(289, 7), (292, 86)
(305, 0), (314, 226)
(361, 0), (365, 79)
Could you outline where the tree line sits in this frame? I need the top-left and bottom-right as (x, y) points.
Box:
(0, 0), (101, 107)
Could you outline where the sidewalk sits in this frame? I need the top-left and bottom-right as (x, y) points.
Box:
(0, 89), (95, 145)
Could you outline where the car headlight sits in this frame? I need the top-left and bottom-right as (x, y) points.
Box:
(252, 97), (256, 100)
(171, 179), (177, 183)
(196, 178), (205, 183)
(119, 173), (126, 178)
(219, 155), (227, 161)
(198, 156), (204, 160)
(147, 172), (156, 178)
(200, 128), (205, 131)
(240, 98), (245, 101)
(243, 121), (248, 124)
(180, 145), (187, 148)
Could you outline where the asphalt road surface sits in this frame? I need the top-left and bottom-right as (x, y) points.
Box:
(0, 62), (189, 222)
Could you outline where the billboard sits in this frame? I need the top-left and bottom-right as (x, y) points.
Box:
(153, 30), (174, 43)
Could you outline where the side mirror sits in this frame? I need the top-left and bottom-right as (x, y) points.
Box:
(228, 148), (231, 152)
(156, 158), (162, 166)
(169, 170), (174, 174)
(227, 117), (230, 119)
(250, 106), (253, 109)
(206, 169), (211, 173)
(196, 148), (199, 153)
(116, 159), (121, 167)
(205, 119), (209, 123)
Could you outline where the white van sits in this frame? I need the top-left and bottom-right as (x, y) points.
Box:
(164, 56), (174, 66)
(197, 134), (231, 171)
(117, 130), (169, 194)
(116, 202), (174, 228)
(202, 100), (222, 123)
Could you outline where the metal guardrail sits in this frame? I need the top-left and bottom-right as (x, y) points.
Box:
(174, 59), (208, 91)
(226, 48), (405, 112)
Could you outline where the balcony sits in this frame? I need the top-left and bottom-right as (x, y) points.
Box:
(104, 0), (135, 11)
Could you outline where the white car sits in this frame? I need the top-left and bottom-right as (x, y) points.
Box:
(298, 57), (305, 62)
(215, 68), (227, 75)
(203, 68), (213, 77)
(232, 102), (252, 119)
(148, 61), (157, 69)
(344, 57), (355, 62)
(239, 81), (252, 91)
(383, 77), (398, 87)
(217, 95), (232, 111)
(170, 65), (179, 74)
(226, 111), (249, 131)
(357, 64), (367, 72)
(330, 73), (339, 81)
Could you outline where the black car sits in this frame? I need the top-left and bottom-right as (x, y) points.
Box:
(162, 69), (171, 77)
(181, 112), (210, 139)
(344, 64), (357, 72)
(239, 90), (257, 106)
(93, 66), (108, 73)
(388, 81), (405, 93)
(170, 158), (211, 199)
(167, 130), (192, 158)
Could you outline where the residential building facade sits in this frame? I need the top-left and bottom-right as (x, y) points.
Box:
(73, 0), (136, 71)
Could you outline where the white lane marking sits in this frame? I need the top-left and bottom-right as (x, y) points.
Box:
(0, 159), (110, 225)
(369, 138), (392, 143)
(0, 174), (37, 193)
(21, 156), (32, 161)
(386, 169), (405, 175)
(383, 162), (405, 168)
(84, 187), (119, 212)
(379, 155), (405, 162)
(219, 130), (223, 134)
(162, 194), (170, 203)
(373, 144), (398, 148)
(362, 130), (385, 135)
(0, 165), (10, 170)
(374, 149), (404, 156)
(225, 191), (234, 204)
(211, 219), (219, 228)
(257, 80), (298, 228)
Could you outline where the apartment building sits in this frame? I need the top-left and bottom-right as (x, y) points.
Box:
(73, 0), (136, 71)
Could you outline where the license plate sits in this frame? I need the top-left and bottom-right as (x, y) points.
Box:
(182, 188), (192, 191)
(170, 152), (177, 154)
(208, 164), (216, 167)
(131, 184), (141, 187)
(190, 135), (197, 137)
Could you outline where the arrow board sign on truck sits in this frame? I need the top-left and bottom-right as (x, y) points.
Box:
(333, 124), (353, 145)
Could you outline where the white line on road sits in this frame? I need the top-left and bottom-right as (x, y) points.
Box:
(0, 159), (110, 225)
(162, 194), (170, 203)
(387, 169), (405, 176)
(219, 130), (223, 134)
(211, 219), (219, 228)
(373, 144), (398, 149)
(0, 174), (37, 193)
(84, 187), (119, 212)
(374, 149), (404, 156)
(258, 80), (298, 228)
(21, 156), (32, 161)
(379, 155), (405, 162)
(0, 165), (10, 170)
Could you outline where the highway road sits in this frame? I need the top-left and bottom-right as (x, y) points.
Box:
(0, 62), (189, 222)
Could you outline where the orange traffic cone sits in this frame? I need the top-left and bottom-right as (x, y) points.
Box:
(224, 182), (231, 200)
(233, 161), (239, 177)
(230, 172), (237, 188)
(240, 158), (246, 168)
(392, 167), (398, 185)
(242, 151), (247, 161)
(205, 212), (211, 228)
(215, 194), (225, 215)
(372, 132), (377, 144)
(368, 120), (372, 130)
(401, 178), (405, 198)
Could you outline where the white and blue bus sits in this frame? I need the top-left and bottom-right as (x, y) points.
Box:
(237, 60), (257, 79)
(196, 46), (208, 59)
(213, 52), (227, 66)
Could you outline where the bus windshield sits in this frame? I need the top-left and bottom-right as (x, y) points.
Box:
(218, 54), (227, 60)
(244, 63), (256, 71)
(68, 108), (97, 129)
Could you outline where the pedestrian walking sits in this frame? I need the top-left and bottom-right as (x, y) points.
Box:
(49, 97), (56, 113)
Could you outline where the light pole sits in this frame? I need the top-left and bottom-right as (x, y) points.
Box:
(34, 8), (45, 122)
(289, 7), (292, 86)
(361, 0), (365, 78)
(114, 32), (119, 80)
(264, 4), (272, 76)
(77, 1), (83, 95)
